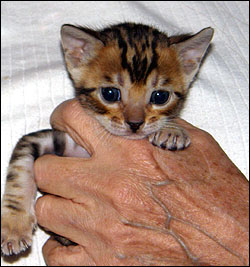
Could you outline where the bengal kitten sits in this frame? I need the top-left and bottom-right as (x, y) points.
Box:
(1, 23), (214, 256)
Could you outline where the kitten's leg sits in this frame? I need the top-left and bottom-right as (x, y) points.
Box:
(1, 130), (54, 255)
(1, 130), (88, 255)
(148, 123), (191, 151)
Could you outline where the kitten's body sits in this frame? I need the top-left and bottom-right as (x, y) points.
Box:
(1, 23), (213, 256)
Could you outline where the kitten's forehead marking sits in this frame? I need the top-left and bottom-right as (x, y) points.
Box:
(108, 25), (164, 85)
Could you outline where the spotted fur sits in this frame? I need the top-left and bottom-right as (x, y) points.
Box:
(1, 23), (213, 256)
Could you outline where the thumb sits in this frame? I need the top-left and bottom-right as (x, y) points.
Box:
(50, 98), (108, 155)
(43, 237), (95, 266)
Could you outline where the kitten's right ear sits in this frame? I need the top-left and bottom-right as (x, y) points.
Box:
(61, 25), (103, 68)
(173, 27), (214, 87)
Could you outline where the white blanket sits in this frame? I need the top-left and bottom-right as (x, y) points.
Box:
(1, 1), (249, 266)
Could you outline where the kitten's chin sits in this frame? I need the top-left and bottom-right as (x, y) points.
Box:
(107, 128), (151, 140)
(122, 134), (147, 140)
(100, 122), (149, 139)
(110, 130), (148, 140)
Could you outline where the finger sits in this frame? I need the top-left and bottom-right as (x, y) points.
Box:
(50, 99), (99, 146)
(43, 237), (95, 266)
(36, 195), (117, 264)
(34, 154), (99, 198)
(36, 194), (117, 246)
(36, 195), (87, 243)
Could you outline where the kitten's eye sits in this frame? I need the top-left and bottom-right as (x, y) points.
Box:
(101, 87), (121, 102)
(150, 90), (169, 105)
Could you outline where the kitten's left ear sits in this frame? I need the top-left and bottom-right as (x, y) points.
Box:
(173, 27), (214, 86)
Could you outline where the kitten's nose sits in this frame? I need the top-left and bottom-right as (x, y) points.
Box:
(127, 121), (144, 133)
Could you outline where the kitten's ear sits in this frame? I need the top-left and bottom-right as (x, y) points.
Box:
(61, 25), (103, 68)
(173, 27), (214, 85)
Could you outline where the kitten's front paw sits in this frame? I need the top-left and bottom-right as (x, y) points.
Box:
(149, 126), (190, 150)
(1, 212), (36, 256)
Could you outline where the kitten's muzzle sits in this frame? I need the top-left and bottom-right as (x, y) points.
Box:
(126, 121), (144, 133)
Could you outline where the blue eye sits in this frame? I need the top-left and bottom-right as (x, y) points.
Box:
(150, 90), (169, 105)
(101, 87), (121, 102)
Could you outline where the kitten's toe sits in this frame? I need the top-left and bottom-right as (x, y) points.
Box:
(1, 237), (32, 256)
(149, 127), (190, 150)
(1, 213), (35, 255)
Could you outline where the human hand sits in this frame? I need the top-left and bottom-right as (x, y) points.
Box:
(34, 99), (249, 266)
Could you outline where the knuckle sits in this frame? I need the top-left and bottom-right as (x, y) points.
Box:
(195, 128), (215, 146)
(34, 155), (54, 185)
(110, 178), (138, 207)
(35, 196), (51, 225)
(35, 197), (43, 218)
(33, 157), (44, 184)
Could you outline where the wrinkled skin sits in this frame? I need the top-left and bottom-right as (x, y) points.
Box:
(34, 99), (249, 266)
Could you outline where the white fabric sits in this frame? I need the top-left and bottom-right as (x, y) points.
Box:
(1, 1), (249, 265)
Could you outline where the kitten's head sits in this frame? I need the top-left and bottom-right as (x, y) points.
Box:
(61, 23), (213, 139)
